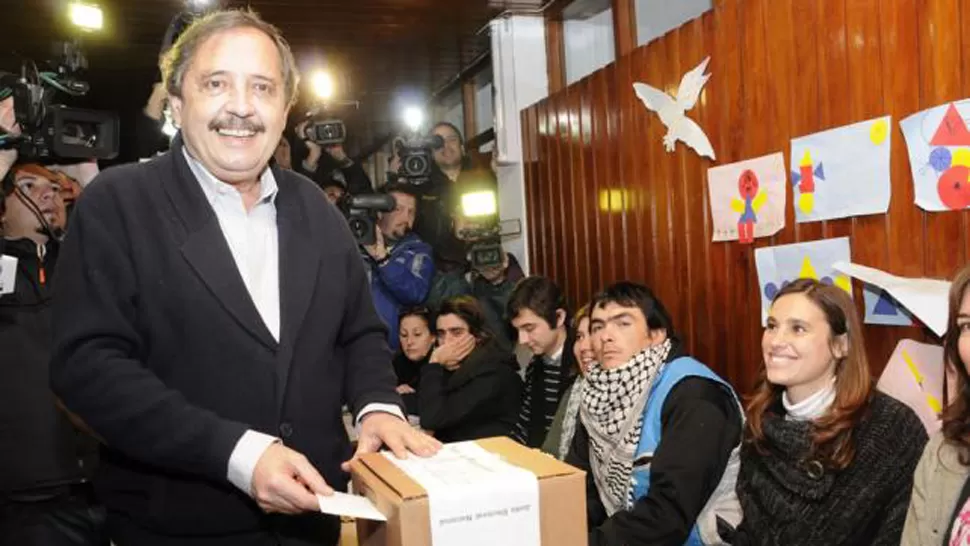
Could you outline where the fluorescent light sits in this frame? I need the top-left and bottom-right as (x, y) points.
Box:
(70, 3), (103, 31)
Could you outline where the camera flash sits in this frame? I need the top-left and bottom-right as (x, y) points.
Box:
(403, 107), (423, 132)
(69, 3), (103, 31)
(312, 71), (335, 100)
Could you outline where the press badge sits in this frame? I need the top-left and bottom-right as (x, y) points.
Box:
(0, 255), (17, 296)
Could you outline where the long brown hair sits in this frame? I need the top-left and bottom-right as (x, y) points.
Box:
(745, 278), (873, 470)
(942, 265), (970, 465)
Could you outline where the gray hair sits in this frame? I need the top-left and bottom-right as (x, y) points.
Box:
(160, 9), (301, 108)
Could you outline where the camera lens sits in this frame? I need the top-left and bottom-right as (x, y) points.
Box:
(404, 155), (428, 177)
(348, 217), (368, 240)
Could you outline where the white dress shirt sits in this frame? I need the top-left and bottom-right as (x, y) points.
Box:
(183, 150), (402, 497)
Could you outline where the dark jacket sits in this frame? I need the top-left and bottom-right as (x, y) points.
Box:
(392, 352), (427, 416)
(0, 237), (97, 494)
(511, 345), (577, 448)
(364, 232), (434, 351)
(49, 135), (402, 543)
(566, 348), (742, 546)
(731, 392), (927, 546)
(418, 339), (521, 443)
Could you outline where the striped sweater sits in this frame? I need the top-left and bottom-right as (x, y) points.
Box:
(512, 347), (576, 447)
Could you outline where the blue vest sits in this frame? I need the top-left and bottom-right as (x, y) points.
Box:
(630, 356), (739, 546)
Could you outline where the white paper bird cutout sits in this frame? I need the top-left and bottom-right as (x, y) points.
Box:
(633, 56), (716, 160)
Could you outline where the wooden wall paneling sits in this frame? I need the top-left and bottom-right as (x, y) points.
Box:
(790, 0), (824, 245)
(676, 18), (711, 360)
(532, 100), (555, 276)
(553, 92), (571, 289)
(628, 46), (656, 291)
(816, 0), (854, 244)
(881, 0), (924, 280)
(522, 106), (538, 272)
(920, 0), (967, 281)
(762, 0), (796, 247)
(639, 38), (677, 331)
(733, 0), (773, 390)
(546, 15), (566, 95)
(619, 53), (646, 284)
(591, 70), (618, 286)
(603, 64), (626, 286)
(662, 31), (695, 359)
(692, 11), (721, 375)
(844, 0), (897, 374)
(565, 84), (585, 308)
(709, 0), (743, 384)
(580, 77), (602, 303)
(611, 0), (638, 58)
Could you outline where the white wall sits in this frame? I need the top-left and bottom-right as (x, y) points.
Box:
(563, 7), (616, 85)
(635, 0), (712, 46)
(490, 15), (549, 273)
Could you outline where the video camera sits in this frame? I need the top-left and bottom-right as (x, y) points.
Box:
(388, 133), (444, 187)
(335, 192), (396, 247)
(0, 41), (119, 163)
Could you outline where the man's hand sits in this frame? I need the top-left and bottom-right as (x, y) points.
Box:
(251, 443), (333, 514)
(325, 144), (350, 165)
(0, 96), (21, 178)
(144, 82), (168, 121)
(364, 228), (388, 262)
(295, 121), (323, 166)
(429, 335), (476, 371)
(341, 413), (440, 472)
(396, 384), (416, 395)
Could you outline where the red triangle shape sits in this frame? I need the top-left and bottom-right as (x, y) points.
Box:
(931, 104), (970, 146)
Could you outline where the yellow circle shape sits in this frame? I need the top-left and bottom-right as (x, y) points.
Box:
(870, 119), (889, 145)
(953, 148), (970, 168)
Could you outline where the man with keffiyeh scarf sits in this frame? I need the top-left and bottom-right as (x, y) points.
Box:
(566, 282), (744, 546)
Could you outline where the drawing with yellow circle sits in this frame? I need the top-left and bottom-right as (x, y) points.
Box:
(870, 119), (889, 145)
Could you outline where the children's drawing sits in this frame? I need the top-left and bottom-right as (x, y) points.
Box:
(877, 339), (945, 433)
(901, 99), (970, 211)
(754, 237), (853, 324)
(789, 116), (892, 222)
(707, 152), (786, 243)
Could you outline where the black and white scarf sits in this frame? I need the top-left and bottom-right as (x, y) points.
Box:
(580, 339), (672, 515)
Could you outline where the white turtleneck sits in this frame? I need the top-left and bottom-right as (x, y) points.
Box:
(783, 378), (836, 421)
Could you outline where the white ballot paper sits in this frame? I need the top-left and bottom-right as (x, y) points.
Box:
(317, 491), (386, 521)
(832, 261), (952, 337)
(383, 441), (541, 546)
(0, 255), (17, 296)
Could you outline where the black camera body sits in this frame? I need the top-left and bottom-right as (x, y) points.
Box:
(390, 134), (443, 186)
(0, 41), (119, 163)
(459, 224), (504, 269)
(303, 118), (346, 146)
(336, 192), (396, 246)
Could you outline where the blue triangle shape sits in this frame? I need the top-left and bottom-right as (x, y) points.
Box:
(791, 170), (801, 185)
(814, 163), (825, 180)
(872, 290), (899, 316)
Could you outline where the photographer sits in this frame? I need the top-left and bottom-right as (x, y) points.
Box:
(412, 122), (498, 273)
(294, 121), (373, 195)
(1, 160), (106, 545)
(363, 183), (434, 352)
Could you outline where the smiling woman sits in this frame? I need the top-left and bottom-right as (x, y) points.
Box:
(732, 278), (928, 546)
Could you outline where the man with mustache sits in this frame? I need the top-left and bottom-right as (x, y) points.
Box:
(49, 9), (439, 546)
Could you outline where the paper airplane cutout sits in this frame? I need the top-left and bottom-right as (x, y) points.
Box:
(930, 103), (970, 147)
(832, 261), (952, 337)
(633, 56), (716, 160)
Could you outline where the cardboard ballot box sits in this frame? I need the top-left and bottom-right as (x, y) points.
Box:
(350, 437), (587, 546)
